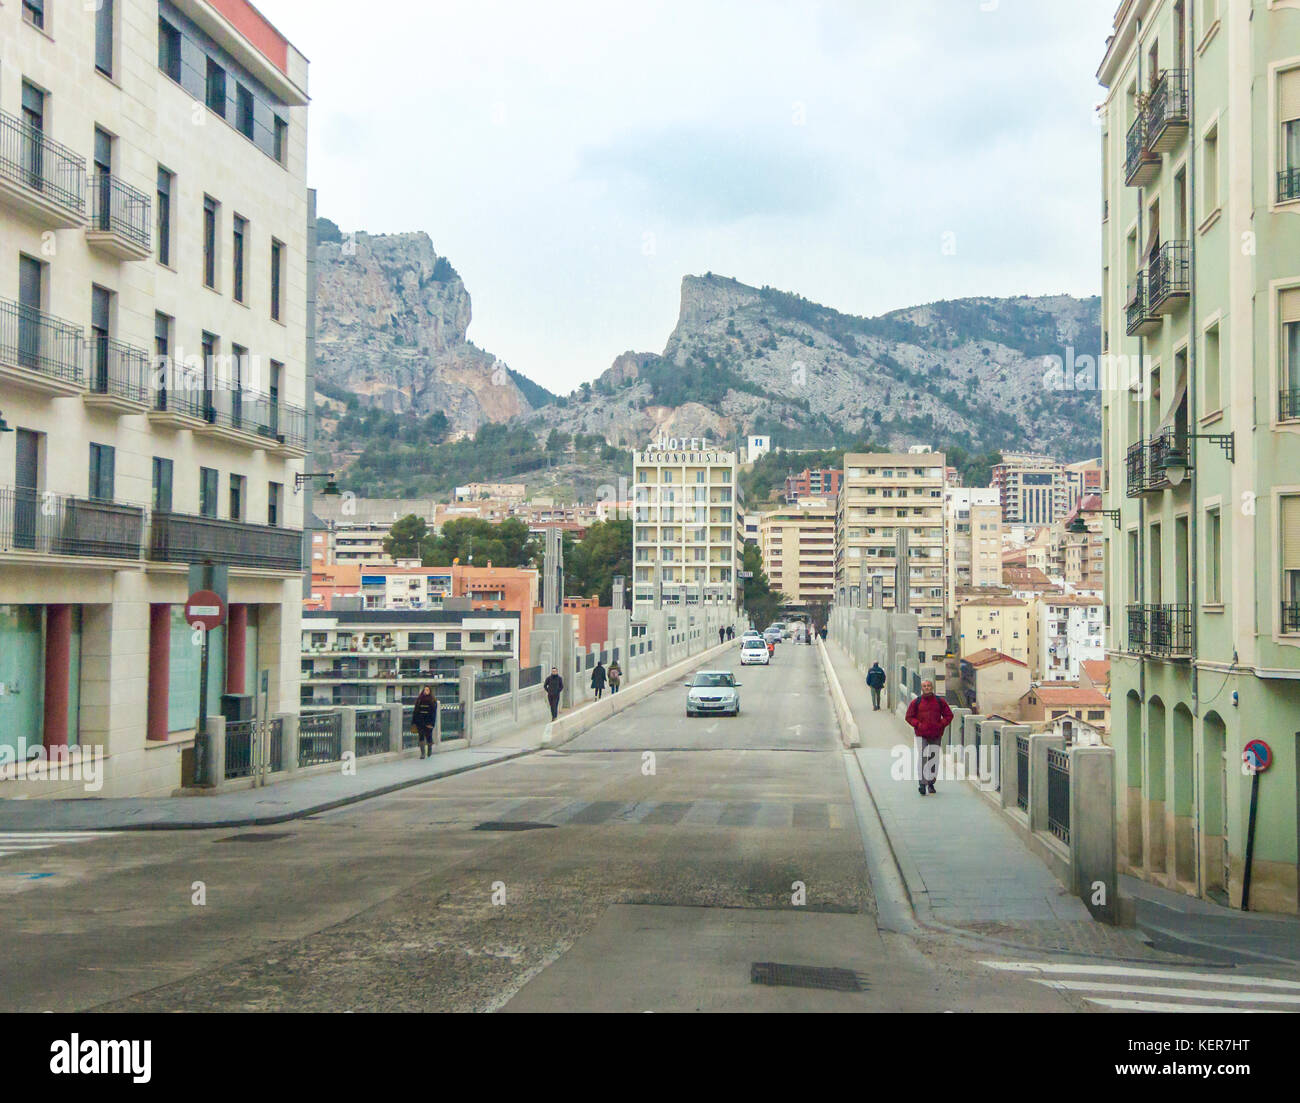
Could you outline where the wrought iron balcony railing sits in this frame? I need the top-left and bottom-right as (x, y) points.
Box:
(149, 511), (303, 571)
(0, 107), (86, 220)
(1125, 113), (1160, 187)
(1282, 603), (1300, 634)
(201, 384), (307, 450)
(1280, 388), (1300, 421)
(1147, 240), (1190, 312)
(0, 486), (144, 559)
(1147, 603), (1192, 657)
(1279, 168), (1300, 204)
(1126, 604), (1148, 651)
(1146, 69), (1189, 151)
(89, 336), (150, 404)
(1125, 273), (1159, 336)
(150, 362), (206, 420)
(1126, 428), (1187, 495)
(0, 295), (84, 386)
(88, 172), (152, 250)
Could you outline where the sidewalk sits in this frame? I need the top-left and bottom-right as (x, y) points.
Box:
(0, 727), (546, 832)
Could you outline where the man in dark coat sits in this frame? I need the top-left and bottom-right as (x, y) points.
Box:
(905, 679), (953, 796)
(544, 667), (564, 720)
(412, 686), (439, 759)
(866, 662), (886, 710)
(591, 660), (607, 700)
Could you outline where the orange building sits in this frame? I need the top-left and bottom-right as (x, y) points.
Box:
(555, 596), (610, 650)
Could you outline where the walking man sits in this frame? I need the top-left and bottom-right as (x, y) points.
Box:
(719, 626), (726, 645)
(866, 661), (886, 710)
(905, 678), (953, 796)
(543, 666), (564, 720)
(591, 659), (607, 700)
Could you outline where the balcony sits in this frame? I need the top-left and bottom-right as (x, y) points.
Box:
(1147, 604), (1192, 658)
(0, 296), (85, 395)
(149, 511), (303, 571)
(1125, 114), (1160, 188)
(86, 173), (152, 261)
(0, 487), (144, 561)
(1127, 432), (1189, 496)
(1125, 274), (1161, 338)
(0, 108), (86, 227)
(1147, 241), (1190, 314)
(197, 385), (308, 455)
(84, 336), (150, 413)
(1279, 168), (1300, 205)
(1145, 70), (1189, 152)
(1125, 604), (1147, 651)
(1280, 388), (1300, 422)
(148, 365), (208, 428)
(1282, 603), (1300, 634)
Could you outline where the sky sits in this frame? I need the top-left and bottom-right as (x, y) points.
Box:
(256, 0), (1119, 395)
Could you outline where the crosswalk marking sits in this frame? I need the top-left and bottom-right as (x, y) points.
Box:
(0, 831), (113, 862)
(981, 960), (1300, 1013)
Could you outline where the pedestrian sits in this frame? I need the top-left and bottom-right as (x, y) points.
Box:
(820, 626), (827, 641)
(866, 661), (886, 710)
(544, 666), (564, 720)
(807, 626), (814, 646)
(905, 678), (953, 796)
(719, 626), (726, 645)
(591, 659), (607, 700)
(767, 638), (775, 659)
(727, 626), (734, 641)
(607, 660), (622, 694)
(413, 685), (439, 759)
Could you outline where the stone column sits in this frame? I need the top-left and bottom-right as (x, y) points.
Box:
(204, 716), (226, 787)
(1071, 745), (1119, 924)
(1028, 732), (1065, 835)
(279, 712), (299, 776)
(42, 603), (72, 748)
(385, 703), (404, 754)
(997, 722), (1022, 808)
(147, 604), (171, 743)
(225, 604), (248, 694)
(458, 668), (476, 744)
(339, 706), (357, 763)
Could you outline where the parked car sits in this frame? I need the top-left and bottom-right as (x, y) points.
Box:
(740, 640), (771, 665)
(684, 670), (741, 717)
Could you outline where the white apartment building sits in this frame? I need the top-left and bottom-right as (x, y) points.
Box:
(758, 498), (836, 605)
(632, 444), (744, 610)
(943, 486), (1003, 619)
(0, 0), (310, 796)
(836, 452), (948, 681)
(992, 453), (1070, 525)
(1030, 595), (1106, 683)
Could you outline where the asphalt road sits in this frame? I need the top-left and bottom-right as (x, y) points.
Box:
(0, 641), (1079, 1012)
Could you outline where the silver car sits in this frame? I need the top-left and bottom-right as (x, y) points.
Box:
(684, 670), (741, 717)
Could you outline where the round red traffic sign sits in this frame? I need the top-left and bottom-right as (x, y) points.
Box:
(1242, 739), (1273, 773)
(184, 590), (227, 632)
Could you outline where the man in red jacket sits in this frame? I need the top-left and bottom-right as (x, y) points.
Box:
(905, 678), (953, 796)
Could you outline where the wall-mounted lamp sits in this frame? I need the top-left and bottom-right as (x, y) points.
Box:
(294, 471), (340, 495)
(0, 411), (13, 433)
(1068, 509), (1121, 534)
(1156, 432), (1235, 487)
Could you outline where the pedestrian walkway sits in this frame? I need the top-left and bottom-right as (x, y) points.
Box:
(0, 831), (114, 860)
(823, 639), (1092, 927)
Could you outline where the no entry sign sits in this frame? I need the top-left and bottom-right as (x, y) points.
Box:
(184, 590), (227, 632)
(1242, 739), (1273, 774)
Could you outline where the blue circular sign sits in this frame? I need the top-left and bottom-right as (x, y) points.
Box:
(1242, 740), (1273, 773)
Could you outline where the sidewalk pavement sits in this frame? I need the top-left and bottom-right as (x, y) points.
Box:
(0, 725), (547, 832)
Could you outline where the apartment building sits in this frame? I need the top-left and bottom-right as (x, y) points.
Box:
(943, 487), (1003, 619)
(835, 453), (948, 680)
(1029, 595), (1106, 682)
(757, 498), (836, 605)
(958, 648), (1031, 717)
(955, 596), (1031, 666)
(0, 0), (310, 796)
(1064, 457), (1104, 512)
(783, 467), (843, 504)
(992, 453), (1070, 524)
(1018, 686), (1112, 738)
(1100, 0), (1300, 913)
(632, 444), (744, 611)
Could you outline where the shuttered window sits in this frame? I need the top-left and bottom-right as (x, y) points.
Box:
(1281, 69), (1300, 125)
(1281, 496), (1300, 572)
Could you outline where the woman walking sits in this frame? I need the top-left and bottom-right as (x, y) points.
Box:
(413, 686), (439, 759)
(591, 659), (607, 700)
(607, 660), (622, 694)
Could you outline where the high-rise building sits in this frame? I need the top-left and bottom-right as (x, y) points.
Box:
(0, 0), (311, 796)
(632, 442), (744, 611)
(783, 467), (844, 503)
(992, 453), (1070, 525)
(835, 452), (948, 684)
(944, 487), (1003, 619)
(758, 499), (836, 605)
(1100, 0), (1300, 913)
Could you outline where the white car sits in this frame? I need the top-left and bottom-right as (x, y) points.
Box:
(685, 670), (741, 717)
(740, 640), (770, 665)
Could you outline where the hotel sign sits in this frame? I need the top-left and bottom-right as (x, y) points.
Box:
(638, 437), (732, 464)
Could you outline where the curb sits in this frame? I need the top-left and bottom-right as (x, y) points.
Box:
(815, 638), (860, 748)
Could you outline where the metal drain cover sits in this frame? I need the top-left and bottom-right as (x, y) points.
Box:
(217, 832), (295, 843)
(750, 962), (867, 992)
(472, 821), (556, 832)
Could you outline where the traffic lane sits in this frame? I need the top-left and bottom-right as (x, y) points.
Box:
(566, 639), (835, 753)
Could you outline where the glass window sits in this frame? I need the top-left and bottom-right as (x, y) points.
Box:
(158, 19), (182, 81)
(268, 482), (281, 527)
(153, 457), (173, 513)
(23, 0), (45, 31)
(236, 84), (255, 140)
(274, 117), (288, 164)
(95, 0), (115, 76)
(199, 466), (219, 518)
(205, 58), (226, 116)
(203, 196), (218, 288)
(232, 215), (246, 302)
(156, 168), (173, 266)
(89, 443), (115, 500)
(270, 239), (283, 320)
(229, 474), (245, 521)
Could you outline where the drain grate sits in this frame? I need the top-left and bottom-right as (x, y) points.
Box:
(750, 962), (867, 992)
(217, 832), (295, 843)
(472, 821), (556, 832)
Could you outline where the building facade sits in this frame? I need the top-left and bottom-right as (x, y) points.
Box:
(783, 467), (844, 504)
(1100, 0), (1300, 912)
(0, 0), (310, 796)
(944, 487), (1003, 619)
(992, 453), (1070, 525)
(757, 498), (836, 605)
(955, 596), (1031, 666)
(1029, 595), (1106, 682)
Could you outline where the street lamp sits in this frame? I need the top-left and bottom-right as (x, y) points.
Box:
(1068, 509), (1121, 534)
(0, 411), (12, 433)
(294, 471), (340, 495)
(1156, 432), (1235, 487)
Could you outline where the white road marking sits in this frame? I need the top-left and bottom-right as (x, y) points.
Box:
(1039, 980), (1300, 1005)
(1083, 998), (1277, 1013)
(0, 831), (114, 861)
(980, 961), (1300, 989)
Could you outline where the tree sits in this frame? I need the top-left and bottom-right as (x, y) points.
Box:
(740, 543), (788, 628)
(563, 519), (633, 604)
(383, 515), (437, 562)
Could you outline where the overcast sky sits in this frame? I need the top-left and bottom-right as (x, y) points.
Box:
(256, 0), (1117, 394)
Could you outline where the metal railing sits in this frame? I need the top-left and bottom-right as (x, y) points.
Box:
(1283, 603), (1300, 634)
(88, 172), (151, 249)
(1145, 69), (1188, 146)
(0, 486), (144, 559)
(150, 363), (206, 419)
(475, 671), (511, 700)
(1279, 168), (1300, 204)
(201, 385), (307, 450)
(0, 296), (84, 385)
(0, 107), (86, 219)
(1126, 604), (1148, 650)
(1015, 735), (1029, 813)
(519, 664), (542, 690)
(269, 717), (284, 772)
(1148, 603), (1192, 657)
(1046, 747), (1071, 845)
(355, 708), (388, 757)
(149, 511), (302, 571)
(1147, 241), (1190, 311)
(298, 710), (343, 767)
(224, 720), (256, 780)
(1125, 273), (1156, 336)
(1279, 388), (1300, 421)
(1125, 113), (1153, 184)
(89, 336), (150, 404)
(440, 703), (464, 737)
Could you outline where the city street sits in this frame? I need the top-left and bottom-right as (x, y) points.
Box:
(1, 644), (1294, 1013)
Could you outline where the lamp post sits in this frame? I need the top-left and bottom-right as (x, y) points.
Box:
(294, 471), (341, 495)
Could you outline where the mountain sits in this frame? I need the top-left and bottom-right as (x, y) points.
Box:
(313, 226), (554, 441)
(524, 274), (1101, 461)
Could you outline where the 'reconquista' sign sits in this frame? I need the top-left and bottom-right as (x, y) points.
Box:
(638, 437), (732, 463)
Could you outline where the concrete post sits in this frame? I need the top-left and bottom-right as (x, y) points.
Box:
(339, 707), (357, 765)
(203, 716), (226, 787)
(1028, 732), (1065, 835)
(458, 669), (476, 744)
(385, 703), (404, 754)
(947, 707), (969, 752)
(278, 712), (299, 777)
(998, 723), (1024, 808)
(1070, 745), (1119, 924)
(508, 659), (519, 724)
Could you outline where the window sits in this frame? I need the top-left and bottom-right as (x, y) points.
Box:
(153, 457), (173, 513)
(1282, 290), (1300, 411)
(203, 196), (218, 289)
(95, 0), (114, 76)
(199, 467), (219, 518)
(268, 482), (282, 527)
(1204, 321), (1221, 412)
(23, 0), (45, 31)
(274, 116), (288, 164)
(1284, 70), (1300, 202)
(270, 239), (283, 320)
(1203, 124), (1219, 216)
(205, 58), (226, 116)
(232, 215), (247, 302)
(154, 311), (172, 383)
(236, 84), (255, 140)
(156, 167), (174, 266)
(229, 474), (245, 521)
(158, 19), (182, 81)
(88, 444), (115, 501)
(1206, 507), (1222, 604)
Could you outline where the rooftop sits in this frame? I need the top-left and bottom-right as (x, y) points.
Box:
(963, 648), (1028, 669)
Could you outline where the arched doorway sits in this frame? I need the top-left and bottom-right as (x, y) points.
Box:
(1126, 690), (1144, 867)
(1202, 712), (1228, 901)
(1172, 703), (1195, 885)
(1147, 696), (1167, 875)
